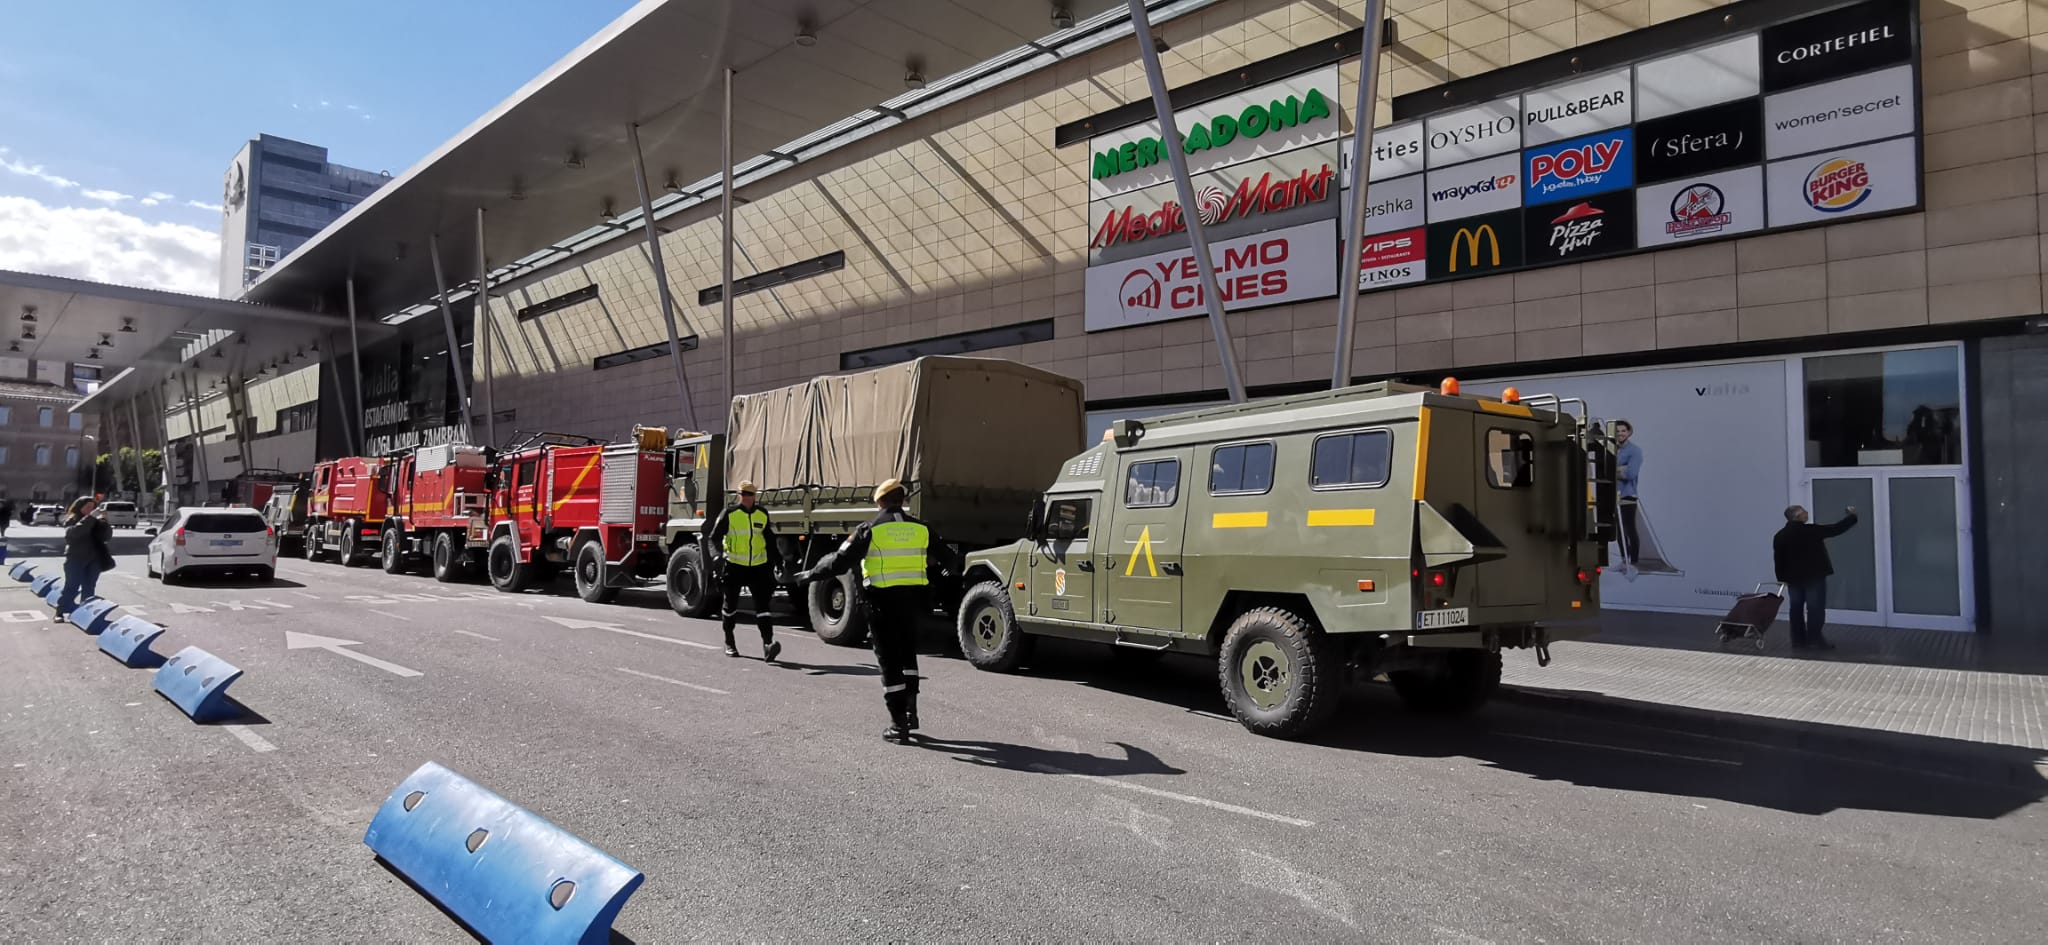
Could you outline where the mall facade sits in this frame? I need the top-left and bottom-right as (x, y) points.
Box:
(245, 0), (2048, 635)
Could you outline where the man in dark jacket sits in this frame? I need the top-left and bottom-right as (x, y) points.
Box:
(1772, 505), (1858, 651)
(704, 480), (782, 662)
(798, 479), (928, 743)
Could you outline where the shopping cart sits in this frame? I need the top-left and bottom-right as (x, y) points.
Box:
(1714, 582), (1785, 651)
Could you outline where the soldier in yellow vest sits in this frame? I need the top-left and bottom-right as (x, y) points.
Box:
(704, 480), (783, 662)
(798, 478), (929, 743)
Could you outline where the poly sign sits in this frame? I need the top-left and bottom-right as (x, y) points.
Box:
(1084, 219), (1339, 332)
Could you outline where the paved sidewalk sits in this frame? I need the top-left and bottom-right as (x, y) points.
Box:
(1506, 610), (2048, 753)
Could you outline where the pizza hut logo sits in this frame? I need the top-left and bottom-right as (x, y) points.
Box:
(1804, 157), (1871, 213)
(1548, 202), (1604, 256)
(1666, 183), (1732, 238)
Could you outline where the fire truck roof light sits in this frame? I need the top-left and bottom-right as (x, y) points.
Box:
(1440, 377), (1460, 396)
(1501, 387), (1521, 404)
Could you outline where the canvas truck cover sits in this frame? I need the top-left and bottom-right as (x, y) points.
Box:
(725, 357), (1085, 496)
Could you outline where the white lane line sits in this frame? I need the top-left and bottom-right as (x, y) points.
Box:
(454, 629), (499, 642)
(616, 667), (729, 696)
(224, 725), (276, 753)
(545, 615), (718, 650)
(1500, 733), (1742, 767)
(1025, 763), (1315, 827)
(291, 591), (322, 600)
(366, 609), (411, 622)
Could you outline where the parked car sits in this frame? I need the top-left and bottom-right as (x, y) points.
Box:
(146, 507), (276, 584)
(100, 500), (139, 528)
(31, 505), (61, 525)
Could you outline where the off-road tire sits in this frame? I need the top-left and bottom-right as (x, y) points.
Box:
(666, 544), (716, 618)
(573, 540), (618, 604)
(1217, 606), (1339, 740)
(487, 533), (535, 593)
(807, 569), (870, 647)
(380, 528), (406, 574)
(303, 526), (323, 561)
(957, 581), (1033, 673)
(431, 532), (465, 583)
(339, 524), (364, 568)
(1388, 649), (1502, 716)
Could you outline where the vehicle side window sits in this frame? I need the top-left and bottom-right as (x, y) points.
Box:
(516, 460), (537, 487)
(1124, 459), (1180, 508)
(1209, 442), (1275, 495)
(1311, 430), (1393, 490)
(1486, 429), (1535, 489)
(1044, 497), (1091, 542)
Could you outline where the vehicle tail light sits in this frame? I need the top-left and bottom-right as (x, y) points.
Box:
(174, 528), (187, 546)
(1575, 566), (1601, 585)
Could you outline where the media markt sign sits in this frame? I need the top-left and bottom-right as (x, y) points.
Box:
(1086, 67), (1341, 201)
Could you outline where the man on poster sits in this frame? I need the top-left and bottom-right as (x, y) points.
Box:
(1614, 419), (1642, 576)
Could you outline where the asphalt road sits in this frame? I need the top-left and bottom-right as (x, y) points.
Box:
(1, 525), (2043, 943)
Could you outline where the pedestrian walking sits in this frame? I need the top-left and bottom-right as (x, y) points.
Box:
(798, 479), (928, 743)
(55, 496), (113, 622)
(0, 498), (14, 537)
(705, 479), (782, 662)
(1772, 504), (1858, 651)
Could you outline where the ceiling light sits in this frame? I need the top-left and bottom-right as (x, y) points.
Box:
(87, 348), (100, 361)
(509, 186), (525, 201)
(99, 333), (113, 347)
(19, 305), (36, 323)
(600, 201), (618, 221)
(1052, 6), (1074, 28)
(794, 22), (817, 46)
(6, 342), (16, 353)
(118, 318), (136, 333)
(20, 327), (34, 340)
(663, 177), (683, 194)
(565, 151), (585, 170)
(904, 69), (926, 89)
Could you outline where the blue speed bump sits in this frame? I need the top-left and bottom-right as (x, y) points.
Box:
(151, 647), (243, 722)
(40, 582), (64, 608)
(29, 573), (57, 597)
(68, 598), (119, 634)
(364, 762), (644, 945)
(8, 560), (32, 581)
(97, 617), (165, 667)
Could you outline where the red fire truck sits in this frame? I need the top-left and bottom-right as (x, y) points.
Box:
(303, 455), (390, 566)
(486, 428), (671, 602)
(376, 444), (494, 581)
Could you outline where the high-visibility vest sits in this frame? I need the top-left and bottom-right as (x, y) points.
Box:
(861, 520), (929, 588)
(723, 507), (769, 567)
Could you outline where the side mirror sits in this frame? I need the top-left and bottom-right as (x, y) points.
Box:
(1025, 498), (1046, 541)
(144, 527), (158, 537)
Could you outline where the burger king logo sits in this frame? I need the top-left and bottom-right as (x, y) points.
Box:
(1804, 157), (1871, 214)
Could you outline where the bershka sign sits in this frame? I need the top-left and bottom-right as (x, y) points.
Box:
(1360, 173), (1425, 235)
(1763, 63), (1913, 160)
(1357, 227), (1426, 290)
(1765, 134), (1917, 226)
(1522, 69), (1632, 146)
(1636, 97), (1763, 184)
(1083, 219), (1337, 332)
(1425, 151), (1522, 222)
(1523, 129), (1634, 202)
(1087, 67), (1340, 200)
(1425, 97), (1521, 168)
(1090, 160), (1336, 251)
(1635, 166), (1765, 247)
(1522, 192), (1636, 262)
(1761, 0), (1912, 92)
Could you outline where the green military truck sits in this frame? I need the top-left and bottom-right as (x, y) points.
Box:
(661, 356), (1087, 645)
(955, 380), (1617, 739)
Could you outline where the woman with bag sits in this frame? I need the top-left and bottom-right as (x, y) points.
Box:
(55, 496), (113, 622)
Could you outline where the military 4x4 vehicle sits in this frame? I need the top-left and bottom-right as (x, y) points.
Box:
(956, 380), (1617, 739)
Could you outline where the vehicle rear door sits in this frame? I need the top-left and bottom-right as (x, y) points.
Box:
(1472, 422), (1545, 607)
(1028, 493), (1098, 623)
(1101, 449), (1193, 633)
(183, 512), (268, 557)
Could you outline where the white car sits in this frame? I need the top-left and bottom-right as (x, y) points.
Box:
(100, 500), (139, 528)
(31, 505), (61, 525)
(147, 507), (277, 584)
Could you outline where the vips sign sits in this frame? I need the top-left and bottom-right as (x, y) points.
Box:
(1084, 219), (1338, 332)
(1358, 228), (1427, 289)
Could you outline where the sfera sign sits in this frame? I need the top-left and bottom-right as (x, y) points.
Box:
(1637, 97), (1762, 184)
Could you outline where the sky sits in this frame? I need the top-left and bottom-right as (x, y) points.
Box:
(0, 0), (639, 295)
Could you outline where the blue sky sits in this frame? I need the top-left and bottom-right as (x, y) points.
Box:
(0, 0), (637, 293)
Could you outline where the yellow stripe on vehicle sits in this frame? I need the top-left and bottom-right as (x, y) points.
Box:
(551, 457), (601, 511)
(1307, 509), (1376, 527)
(1211, 511), (1268, 529)
(1412, 407), (1431, 501)
(1479, 401), (1533, 417)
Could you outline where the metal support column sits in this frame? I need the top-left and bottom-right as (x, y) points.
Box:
(626, 122), (700, 431)
(323, 335), (360, 456)
(475, 208), (498, 446)
(1124, 0), (1246, 404)
(146, 386), (172, 512)
(721, 66), (737, 412)
(178, 373), (211, 504)
(124, 392), (149, 513)
(345, 275), (368, 451)
(1331, 0), (1387, 389)
(427, 234), (476, 444)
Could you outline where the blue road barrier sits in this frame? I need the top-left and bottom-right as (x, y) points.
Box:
(29, 573), (57, 597)
(97, 617), (166, 667)
(41, 582), (63, 608)
(151, 647), (243, 722)
(68, 598), (119, 634)
(8, 560), (32, 582)
(364, 762), (644, 945)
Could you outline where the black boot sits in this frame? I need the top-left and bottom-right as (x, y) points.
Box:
(882, 715), (913, 743)
(761, 628), (781, 663)
(721, 626), (739, 658)
(904, 693), (920, 735)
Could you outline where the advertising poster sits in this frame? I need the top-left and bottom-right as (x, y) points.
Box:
(1635, 165), (1766, 247)
(1765, 134), (1918, 226)
(1473, 359), (1792, 615)
(1635, 34), (1761, 122)
(1762, 63), (1914, 160)
(1083, 219), (1338, 332)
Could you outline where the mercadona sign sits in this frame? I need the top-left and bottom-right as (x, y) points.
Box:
(1086, 66), (1342, 202)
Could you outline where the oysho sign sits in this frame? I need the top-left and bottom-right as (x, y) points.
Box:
(1084, 219), (1338, 332)
(1425, 96), (1521, 167)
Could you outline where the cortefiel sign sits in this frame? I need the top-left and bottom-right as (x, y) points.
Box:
(1083, 219), (1339, 332)
(1759, 0), (1912, 91)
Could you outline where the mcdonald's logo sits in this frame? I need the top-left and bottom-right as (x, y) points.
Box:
(1447, 225), (1501, 272)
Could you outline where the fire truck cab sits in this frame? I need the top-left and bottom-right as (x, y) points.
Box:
(486, 428), (672, 602)
(304, 456), (390, 566)
(378, 444), (494, 582)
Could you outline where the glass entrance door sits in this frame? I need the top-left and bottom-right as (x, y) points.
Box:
(1804, 471), (1971, 632)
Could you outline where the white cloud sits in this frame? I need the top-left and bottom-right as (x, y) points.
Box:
(140, 191), (174, 207)
(0, 195), (219, 296)
(0, 152), (78, 190)
(187, 199), (223, 212)
(80, 188), (132, 203)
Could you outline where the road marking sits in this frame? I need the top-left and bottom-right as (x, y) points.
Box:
(224, 725), (276, 753)
(1025, 763), (1314, 827)
(1238, 849), (1355, 928)
(453, 629), (499, 642)
(1500, 733), (1741, 767)
(291, 591), (321, 600)
(544, 615), (718, 650)
(170, 602), (213, 614)
(0, 610), (41, 623)
(284, 630), (423, 677)
(366, 609), (410, 622)
(616, 666), (729, 695)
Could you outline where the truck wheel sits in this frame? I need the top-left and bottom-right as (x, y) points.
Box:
(339, 525), (363, 567)
(665, 544), (717, 618)
(303, 526), (323, 562)
(380, 528), (406, 574)
(807, 570), (870, 647)
(957, 581), (1033, 673)
(431, 533), (465, 583)
(573, 540), (618, 604)
(487, 534), (535, 593)
(1217, 606), (1338, 740)
(1388, 650), (1502, 716)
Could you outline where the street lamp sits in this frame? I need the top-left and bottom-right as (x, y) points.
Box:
(80, 434), (97, 498)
